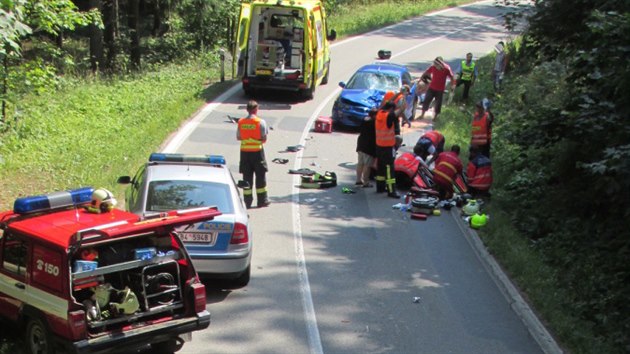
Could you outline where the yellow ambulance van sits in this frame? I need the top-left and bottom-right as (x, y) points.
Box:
(233, 0), (336, 99)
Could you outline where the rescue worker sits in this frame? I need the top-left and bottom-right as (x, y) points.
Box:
(413, 130), (445, 167)
(380, 86), (409, 127)
(237, 100), (270, 208)
(471, 100), (493, 158)
(418, 56), (456, 122)
(374, 100), (401, 198)
(456, 52), (477, 101)
(432, 145), (463, 200)
(465, 145), (493, 198)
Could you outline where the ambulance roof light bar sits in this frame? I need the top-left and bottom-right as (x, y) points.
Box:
(13, 187), (94, 215)
(149, 153), (226, 165)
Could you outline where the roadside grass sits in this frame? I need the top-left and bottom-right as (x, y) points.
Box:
(0, 55), (231, 209)
(330, 0), (471, 38)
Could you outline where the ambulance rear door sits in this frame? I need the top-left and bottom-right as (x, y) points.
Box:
(234, 2), (252, 78)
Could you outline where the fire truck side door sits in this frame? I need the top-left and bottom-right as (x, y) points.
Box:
(0, 232), (28, 322)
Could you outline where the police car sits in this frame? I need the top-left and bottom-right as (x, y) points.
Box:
(0, 187), (219, 354)
(118, 153), (252, 288)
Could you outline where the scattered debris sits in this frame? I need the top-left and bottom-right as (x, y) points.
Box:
(286, 145), (304, 152)
(289, 168), (316, 175)
(272, 158), (289, 164)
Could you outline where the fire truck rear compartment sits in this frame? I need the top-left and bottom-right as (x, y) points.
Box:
(71, 235), (190, 333)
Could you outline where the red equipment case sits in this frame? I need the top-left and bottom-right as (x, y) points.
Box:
(314, 116), (333, 133)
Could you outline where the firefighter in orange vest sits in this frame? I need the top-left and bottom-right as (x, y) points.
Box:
(380, 86), (409, 127)
(237, 100), (270, 208)
(471, 100), (493, 158)
(465, 145), (493, 198)
(413, 130), (445, 167)
(374, 100), (401, 198)
(432, 144), (463, 200)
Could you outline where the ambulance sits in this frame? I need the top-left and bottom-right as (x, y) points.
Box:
(0, 187), (220, 354)
(233, 0), (336, 99)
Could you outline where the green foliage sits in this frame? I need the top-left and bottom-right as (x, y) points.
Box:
(0, 0), (32, 55)
(175, 0), (239, 48)
(491, 1), (630, 351)
(23, 0), (102, 35)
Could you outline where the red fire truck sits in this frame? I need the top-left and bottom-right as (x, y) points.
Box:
(0, 187), (220, 354)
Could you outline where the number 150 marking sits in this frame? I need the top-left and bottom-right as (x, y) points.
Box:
(36, 259), (60, 277)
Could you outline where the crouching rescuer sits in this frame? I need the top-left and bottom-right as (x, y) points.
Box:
(237, 100), (270, 208)
(375, 100), (401, 198)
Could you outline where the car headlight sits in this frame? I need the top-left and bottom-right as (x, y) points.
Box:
(335, 101), (348, 111)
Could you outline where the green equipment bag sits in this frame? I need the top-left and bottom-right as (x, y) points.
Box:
(301, 171), (337, 189)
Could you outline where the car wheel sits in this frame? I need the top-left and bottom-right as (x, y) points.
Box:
(25, 317), (53, 354)
(230, 265), (251, 289)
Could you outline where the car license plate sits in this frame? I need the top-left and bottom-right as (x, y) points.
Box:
(256, 69), (273, 76)
(179, 231), (217, 244)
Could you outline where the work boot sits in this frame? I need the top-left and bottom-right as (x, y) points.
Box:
(376, 180), (386, 193)
(258, 199), (271, 208)
(244, 197), (253, 209)
(387, 191), (401, 199)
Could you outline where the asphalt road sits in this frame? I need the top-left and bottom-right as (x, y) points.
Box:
(165, 1), (549, 353)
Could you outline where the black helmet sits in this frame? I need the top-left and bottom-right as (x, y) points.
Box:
(413, 137), (431, 156)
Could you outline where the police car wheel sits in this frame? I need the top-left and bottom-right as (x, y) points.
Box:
(25, 318), (53, 354)
(230, 265), (251, 289)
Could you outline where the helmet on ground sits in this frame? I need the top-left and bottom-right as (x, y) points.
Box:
(470, 213), (488, 229)
(87, 188), (117, 213)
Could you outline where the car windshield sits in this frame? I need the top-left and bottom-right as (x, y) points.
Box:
(147, 180), (234, 214)
(346, 71), (401, 91)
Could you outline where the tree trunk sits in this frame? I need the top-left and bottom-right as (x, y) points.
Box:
(88, 0), (104, 72)
(103, 0), (119, 71)
(152, 0), (161, 36)
(128, 0), (141, 69)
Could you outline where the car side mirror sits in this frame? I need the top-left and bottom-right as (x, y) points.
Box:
(117, 176), (132, 184)
(338, 81), (346, 88)
(237, 180), (251, 189)
(327, 29), (337, 41)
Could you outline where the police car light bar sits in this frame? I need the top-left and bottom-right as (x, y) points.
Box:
(14, 187), (95, 215)
(149, 153), (226, 165)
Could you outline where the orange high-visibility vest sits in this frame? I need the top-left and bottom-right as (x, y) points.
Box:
(375, 110), (395, 147)
(238, 116), (263, 152)
(471, 112), (490, 146)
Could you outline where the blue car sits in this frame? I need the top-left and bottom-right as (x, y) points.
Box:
(332, 62), (418, 128)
